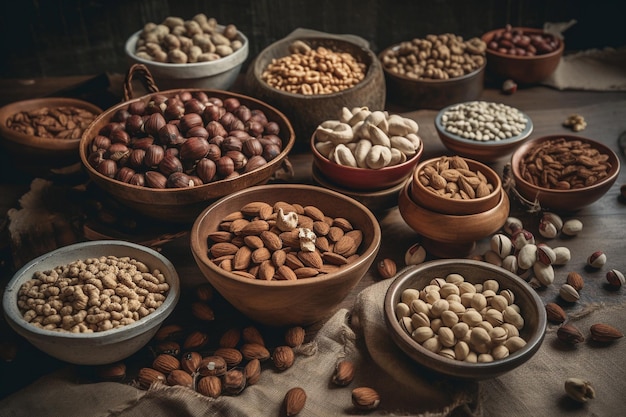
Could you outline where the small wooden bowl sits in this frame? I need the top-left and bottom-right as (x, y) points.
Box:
(245, 36), (385, 149)
(311, 132), (423, 191)
(482, 27), (564, 84)
(384, 259), (547, 380)
(190, 184), (381, 326)
(79, 88), (295, 223)
(435, 103), (533, 163)
(0, 97), (102, 172)
(379, 43), (485, 110)
(410, 157), (502, 215)
(398, 180), (510, 258)
(510, 135), (620, 213)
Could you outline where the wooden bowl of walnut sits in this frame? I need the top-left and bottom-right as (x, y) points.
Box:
(0, 97), (101, 173)
(384, 259), (547, 380)
(79, 89), (295, 223)
(190, 184), (381, 326)
(410, 156), (502, 215)
(510, 135), (620, 213)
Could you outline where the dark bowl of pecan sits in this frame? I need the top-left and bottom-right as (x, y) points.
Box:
(482, 26), (564, 85)
(510, 135), (620, 213)
(0, 97), (102, 174)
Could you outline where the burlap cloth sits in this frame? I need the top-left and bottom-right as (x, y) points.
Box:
(1, 277), (625, 417)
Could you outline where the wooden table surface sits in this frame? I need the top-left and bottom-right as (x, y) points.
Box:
(1, 75), (626, 400)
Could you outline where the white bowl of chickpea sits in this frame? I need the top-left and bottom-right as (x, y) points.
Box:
(124, 14), (249, 91)
(2, 240), (180, 365)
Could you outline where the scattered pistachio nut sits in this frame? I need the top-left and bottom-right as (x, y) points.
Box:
(561, 219), (583, 236)
(559, 284), (580, 303)
(405, 243), (427, 266)
(564, 378), (595, 403)
(587, 251), (606, 269)
(606, 269), (625, 289)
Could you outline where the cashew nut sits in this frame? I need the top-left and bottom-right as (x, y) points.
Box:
(298, 228), (317, 252)
(331, 144), (358, 167)
(354, 139), (372, 168)
(315, 122), (354, 145)
(366, 145), (392, 169)
(276, 208), (299, 232)
(367, 123), (391, 147)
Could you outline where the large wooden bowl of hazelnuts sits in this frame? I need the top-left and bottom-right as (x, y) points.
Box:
(79, 84), (295, 224)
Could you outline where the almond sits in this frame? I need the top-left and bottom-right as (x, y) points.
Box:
(377, 258), (397, 279)
(294, 267), (319, 278)
(322, 252), (348, 266)
(198, 356), (227, 376)
(223, 369), (246, 395)
(284, 252), (304, 269)
(315, 236), (331, 252)
(154, 340), (181, 356)
(233, 246), (252, 270)
(219, 328), (241, 348)
(283, 387), (306, 416)
(137, 367), (166, 389)
(251, 247), (271, 263)
(258, 260), (276, 280)
(197, 375), (222, 398)
(241, 343), (271, 361)
(545, 302), (567, 324)
(210, 242), (239, 258)
(244, 358), (261, 385)
(207, 231), (233, 243)
(327, 226), (345, 242)
(557, 323), (585, 344)
(333, 235), (356, 257)
(231, 270), (256, 279)
(260, 230), (282, 251)
(183, 331), (209, 350)
(241, 220), (270, 235)
(277, 264), (297, 280)
(332, 360), (355, 386)
(240, 201), (272, 217)
(242, 326), (265, 346)
(274, 201), (298, 214)
(215, 347), (243, 367)
(297, 250), (323, 269)
(154, 324), (185, 341)
(95, 362), (126, 382)
(222, 210), (244, 222)
(273, 345), (295, 371)
(312, 221), (330, 236)
(332, 217), (354, 231)
(589, 323), (623, 342)
(285, 326), (305, 347)
(344, 229), (363, 248)
(272, 249), (287, 267)
(181, 351), (202, 374)
(167, 369), (193, 388)
(243, 235), (264, 249)
(191, 301), (215, 321)
(229, 218), (250, 234)
(303, 205), (325, 221)
(566, 271), (584, 291)
(352, 387), (380, 410)
(297, 215), (314, 230)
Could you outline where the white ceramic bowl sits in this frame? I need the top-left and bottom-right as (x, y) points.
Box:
(3, 240), (180, 365)
(125, 27), (249, 91)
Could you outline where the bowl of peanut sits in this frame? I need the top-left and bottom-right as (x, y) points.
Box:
(2, 240), (180, 365)
(124, 14), (249, 91)
(435, 101), (533, 163)
(482, 26), (564, 85)
(0, 97), (101, 174)
(384, 259), (547, 380)
(244, 35), (385, 150)
(510, 135), (620, 213)
(379, 34), (486, 110)
(190, 183), (382, 326)
(311, 106), (423, 191)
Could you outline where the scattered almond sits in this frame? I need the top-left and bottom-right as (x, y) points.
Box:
(545, 302), (567, 324)
(589, 323), (623, 342)
(283, 387), (307, 416)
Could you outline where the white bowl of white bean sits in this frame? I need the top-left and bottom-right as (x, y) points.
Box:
(435, 101), (533, 163)
(384, 259), (546, 380)
(2, 240), (180, 365)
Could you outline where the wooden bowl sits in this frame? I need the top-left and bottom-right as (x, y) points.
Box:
(384, 259), (547, 380)
(410, 156), (502, 215)
(311, 132), (423, 191)
(510, 135), (620, 213)
(125, 27), (249, 91)
(3, 240), (180, 365)
(435, 103), (533, 163)
(190, 184), (381, 326)
(398, 180), (510, 258)
(245, 36), (385, 149)
(482, 27), (564, 84)
(79, 89), (295, 223)
(0, 97), (102, 173)
(379, 43), (485, 110)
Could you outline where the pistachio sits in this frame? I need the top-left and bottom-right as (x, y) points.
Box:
(538, 212), (563, 238)
(517, 244), (537, 270)
(559, 284), (580, 303)
(536, 244), (556, 265)
(606, 269), (625, 289)
(587, 251), (606, 269)
(490, 234), (513, 258)
(552, 247), (571, 265)
(533, 262), (555, 286)
(562, 219), (583, 236)
(564, 378), (595, 403)
(405, 243), (427, 265)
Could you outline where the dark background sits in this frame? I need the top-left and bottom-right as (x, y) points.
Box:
(0, 0), (624, 79)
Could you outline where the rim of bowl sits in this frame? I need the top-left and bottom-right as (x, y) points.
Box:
(435, 101), (534, 146)
(79, 89), (295, 195)
(190, 184), (382, 288)
(378, 43), (486, 83)
(253, 36), (381, 99)
(0, 98), (103, 147)
(412, 156), (502, 204)
(2, 240), (180, 341)
(124, 27), (249, 72)
(310, 132), (424, 173)
(511, 134), (621, 193)
(384, 259), (547, 374)
(481, 27), (564, 60)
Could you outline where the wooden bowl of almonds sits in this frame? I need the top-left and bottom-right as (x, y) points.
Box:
(510, 135), (620, 213)
(0, 97), (101, 173)
(410, 155), (502, 215)
(190, 184), (381, 326)
(384, 259), (547, 380)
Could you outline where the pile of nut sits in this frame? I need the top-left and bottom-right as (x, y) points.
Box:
(87, 92), (284, 189)
(380, 33), (486, 80)
(395, 273), (527, 362)
(439, 101), (529, 141)
(16, 256), (170, 333)
(134, 14), (243, 64)
(206, 201), (362, 280)
(261, 40), (367, 95)
(6, 105), (98, 139)
(314, 107), (422, 169)
(416, 155), (495, 200)
(487, 25), (560, 57)
(518, 137), (613, 189)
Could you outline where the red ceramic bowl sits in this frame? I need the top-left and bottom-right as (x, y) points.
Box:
(311, 133), (423, 191)
(510, 135), (620, 213)
(482, 27), (564, 84)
